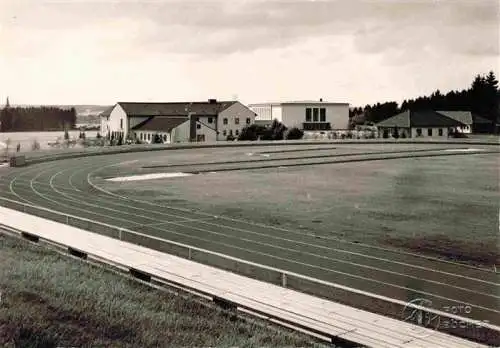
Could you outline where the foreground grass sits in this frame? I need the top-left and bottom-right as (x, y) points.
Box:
(0, 234), (328, 348)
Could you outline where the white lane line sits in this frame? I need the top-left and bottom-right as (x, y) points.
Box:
(139, 216), (218, 228)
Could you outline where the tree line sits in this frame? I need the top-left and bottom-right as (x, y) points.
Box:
(350, 71), (499, 131)
(0, 106), (77, 132)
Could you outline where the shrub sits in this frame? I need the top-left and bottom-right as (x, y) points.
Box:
(79, 131), (86, 139)
(238, 125), (261, 141)
(96, 133), (102, 139)
(401, 132), (407, 139)
(392, 127), (400, 139)
(286, 127), (304, 140)
(226, 134), (236, 141)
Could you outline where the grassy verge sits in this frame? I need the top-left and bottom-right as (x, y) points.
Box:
(0, 233), (329, 348)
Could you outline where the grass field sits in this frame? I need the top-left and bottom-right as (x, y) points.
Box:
(0, 233), (328, 348)
(102, 150), (499, 267)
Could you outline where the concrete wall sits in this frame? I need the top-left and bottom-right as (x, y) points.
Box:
(218, 102), (256, 140)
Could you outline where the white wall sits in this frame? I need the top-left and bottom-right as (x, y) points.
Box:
(411, 127), (449, 138)
(454, 125), (471, 134)
(108, 104), (128, 138)
(171, 120), (190, 143)
(100, 115), (110, 136)
(281, 103), (349, 129)
(272, 105), (283, 123)
(218, 102), (256, 140)
(134, 131), (171, 144)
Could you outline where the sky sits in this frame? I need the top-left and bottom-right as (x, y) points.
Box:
(0, 0), (498, 107)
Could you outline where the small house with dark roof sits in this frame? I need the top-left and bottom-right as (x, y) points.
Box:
(101, 99), (256, 143)
(375, 110), (467, 138)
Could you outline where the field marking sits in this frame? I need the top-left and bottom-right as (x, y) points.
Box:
(443, 148), (486, 152)
(106, 172), (193, 182)
(6, 172), (499, 308)
(86, 159), (499, 277)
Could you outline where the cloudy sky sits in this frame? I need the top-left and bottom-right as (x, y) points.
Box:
(0, 0), (498, 107)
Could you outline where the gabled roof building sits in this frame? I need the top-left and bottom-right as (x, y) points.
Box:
(100, 99), (256, 143)
(375, 110), (467, 138)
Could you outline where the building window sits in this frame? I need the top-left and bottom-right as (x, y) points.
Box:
(196, 124), (201, 129)
(416, 128), (422, 136)
(208, 117), (213, 124)
(427, 128), (432, 136)
(229, 129), (233, 136)
(223, 118), (228, 125)
(148, 133), (151, 141)
(235, 117), (240, 125)
(320, 108), (326, 122)
(246, 117), (251, 124)
(120, 119), (123, 129)
(313, 108), (319, 122)
(223, 130), (227, 136)
(438, 128), (443, 136)
(305, 108), (312, 122)
(196, 117), (199, 121)
(235, 129), (239, 136)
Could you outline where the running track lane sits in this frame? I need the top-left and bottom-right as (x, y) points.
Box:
(0, 149), (498, 328)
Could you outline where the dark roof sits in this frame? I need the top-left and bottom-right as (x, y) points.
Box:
(436, 111), (472, 125)
(376, 110), (466, 128)
(131, 116), (188, 132)
(376, 111), (410, 128)
(99, 105), (114, 117)
(118, 101), (237, 117)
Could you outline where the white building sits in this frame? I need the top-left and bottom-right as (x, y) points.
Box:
(248, 100), (350, 131)
(99, 100), (256, 143)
